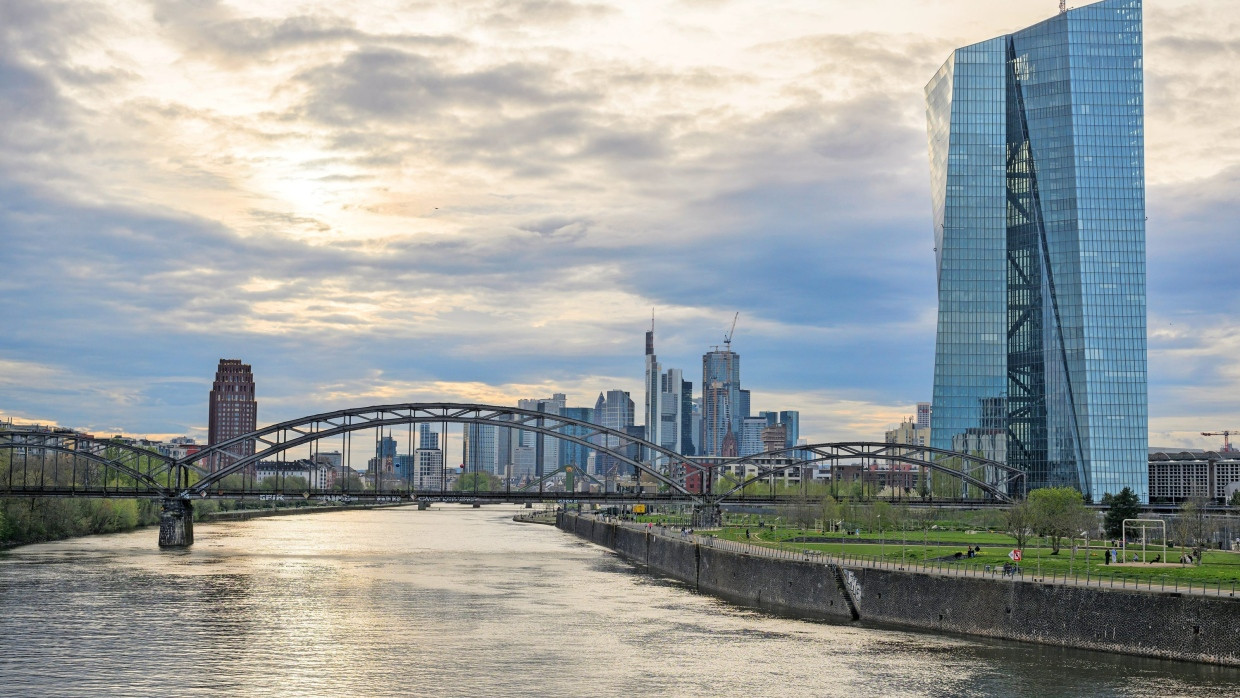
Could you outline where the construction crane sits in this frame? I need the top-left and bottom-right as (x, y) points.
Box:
(724, 312), (739, 351)
(1202, 431), (1238, 452)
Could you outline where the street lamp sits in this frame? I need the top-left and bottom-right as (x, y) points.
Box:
(879, 512), (885, 561)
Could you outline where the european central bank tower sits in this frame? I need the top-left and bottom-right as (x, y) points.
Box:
(926, 0), (1147, 502)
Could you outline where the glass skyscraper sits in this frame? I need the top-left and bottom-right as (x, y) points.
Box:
(926, 0), (1147, 501)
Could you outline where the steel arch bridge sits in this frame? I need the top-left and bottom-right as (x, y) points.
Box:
(0, 403), (1029, 547)
(706, 442), (1026, 504)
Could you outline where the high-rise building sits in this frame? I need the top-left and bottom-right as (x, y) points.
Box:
(207, 359), (257, 473)
(559, 406), (596, 474)
(680, 380), (695, 456)
(778, 411), (800, 450)
(594, 390), (635, 477)
(658, 368), (684, 455)
(463, 423), (500, 475)
(739, 416), (767, 457)
(415, 423), (443, 489)
(517, 394), (565, 477)
(701, 349), (742, 456)
(644, 323), (662, 455)
(926, 0), (1148, 501)
(915, 403), (932, 430)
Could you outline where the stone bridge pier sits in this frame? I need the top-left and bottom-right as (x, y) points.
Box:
(158, 498), (194, 548)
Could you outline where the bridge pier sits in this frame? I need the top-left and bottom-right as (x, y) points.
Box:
(158, 498), (193, 548)
(691, 504), (721, 529)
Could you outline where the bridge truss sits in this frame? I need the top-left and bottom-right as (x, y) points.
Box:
(0, 403), (1030, 545)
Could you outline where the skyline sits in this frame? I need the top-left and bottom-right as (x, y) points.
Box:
(3, 0), (1239, 450)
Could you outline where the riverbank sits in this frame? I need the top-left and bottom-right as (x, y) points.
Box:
(559, 512), (1240, 666)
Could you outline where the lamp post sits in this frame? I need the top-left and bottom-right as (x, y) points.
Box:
(879, 513), (885, 561)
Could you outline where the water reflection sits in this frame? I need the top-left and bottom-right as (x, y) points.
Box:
(0, 506), (1236, 697)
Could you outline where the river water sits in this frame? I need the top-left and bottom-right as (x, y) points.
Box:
(1, 507), (1237, 697)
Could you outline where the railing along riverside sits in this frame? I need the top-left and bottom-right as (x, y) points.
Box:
(574, 514), (1236, 600)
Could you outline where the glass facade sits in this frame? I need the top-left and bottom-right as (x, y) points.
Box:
(926, 0), (1147, 501)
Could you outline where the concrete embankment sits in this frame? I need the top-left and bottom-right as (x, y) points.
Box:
(558, 513), (1240, 666)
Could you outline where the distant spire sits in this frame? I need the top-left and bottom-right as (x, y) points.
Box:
(1059, 0), (1066, 13)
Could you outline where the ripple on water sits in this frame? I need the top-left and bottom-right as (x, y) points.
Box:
(1, 507), (1238, 698)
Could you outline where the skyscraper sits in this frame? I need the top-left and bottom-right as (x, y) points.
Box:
(644, 322), (662, 453)
(701, 348), (742, 456)
(207, 359), (257, 473)
(926, 0), (1148, 501)
(517, 394), (565, 477)
(558, 406), (596, 474)
(594, 390), (635, 477)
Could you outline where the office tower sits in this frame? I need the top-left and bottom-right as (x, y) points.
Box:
(761, 424), (788, 454)
(759, 411), (778, 428)
(916, 403), (932, 430)
(701, 348), (742, 456)
(207, 359), (257, 473)
(463, 423), (500, 475)
(558, 406), (596, 475)
(415, 424), (443, 489)
(778, 411), (800, 449)
(739, 416), (767, 457)
(680, 380), (695, 456)
(594, 390), (635, 477)
(659, 368), (684, 455)
(926, 0), (1147, 500)
(644, 323), (662, 453)
(518, 393), (566, 477)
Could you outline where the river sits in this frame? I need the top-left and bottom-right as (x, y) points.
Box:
(0, 506), (1237, 697)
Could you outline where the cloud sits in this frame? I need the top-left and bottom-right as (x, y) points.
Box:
(0, 0), (1238, 458)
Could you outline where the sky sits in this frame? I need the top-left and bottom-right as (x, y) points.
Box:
(1, 0), (1238, 451)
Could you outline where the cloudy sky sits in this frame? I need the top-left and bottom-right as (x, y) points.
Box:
(2, 0), (1238, 451)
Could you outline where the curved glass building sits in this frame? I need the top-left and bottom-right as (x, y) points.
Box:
(926, 0), (1147, 501)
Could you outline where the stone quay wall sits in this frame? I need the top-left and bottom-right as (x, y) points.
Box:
(557, 513), (1240, 666)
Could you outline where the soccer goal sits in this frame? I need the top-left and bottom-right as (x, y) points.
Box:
(1121, 518), (1166, 564)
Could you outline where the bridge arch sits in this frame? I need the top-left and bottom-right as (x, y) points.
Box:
(708, 442), (1026, 504)
(182, 403), (701, 499)
(0, 432), (181, 495)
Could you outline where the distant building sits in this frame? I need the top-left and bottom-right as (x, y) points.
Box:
(558, 406), (596, 474)
(739, 416), (767, 457)
(644, 323), (662, 456)
(761, 424), (787, 454)
(701, 348), (743, 456)
(256, 459), (328, 490)
(415, 424), (443, 489)
(886, 416), (930, 449)
(916, 402), (931, 430)
(518, 393), (566, 477)
(594, 390), (635, 477)
(463, 423), (500, 475)
(207, 359), (257, 473)
(1148, 450), (1240, 504)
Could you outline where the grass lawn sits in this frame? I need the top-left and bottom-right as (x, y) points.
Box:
(710, 526), (1240, 586)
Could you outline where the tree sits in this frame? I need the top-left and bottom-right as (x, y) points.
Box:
(1230, 489), (1240, 507)
(1102, 487), (1140, 539)
(1172, 495), (1215, 557)
(1004, 500), (1035, 550)
(777, 495), (817, 530)
(1028, 486), (1089, 554)
(820, 495), (841, 532)
(454, 472), (501, 492)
